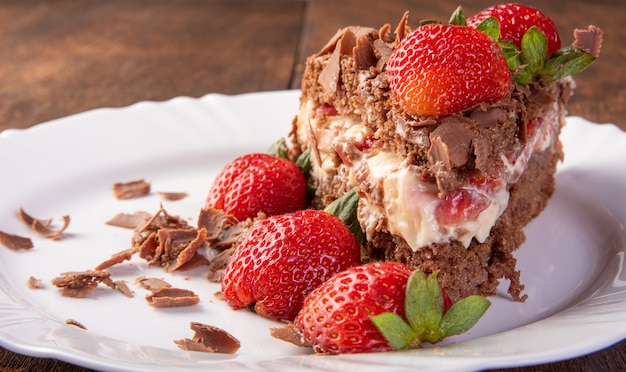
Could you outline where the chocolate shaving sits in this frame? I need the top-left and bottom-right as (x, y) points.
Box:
(197, 208), (238, 241)
(270, 323), (311, 348)
(157, 191), (189, 201)
(50, 270), (111, 298)
(146, 287), (199, 307)
(66, 319), (87, 330)
(132, 206), (208, 271)
(27, 276), (43, 289)
(106, 211), (152, 229)
(174, 322), (240, 354)
(393, 11), (410, 46)
(135, 276), (172, 291)
(354, 34), (377, 70)
(573, 25), (603, 58)
(317, 27), (379, 98)
(206, 269), (223, 283)
(95, 247), (137, 270)
(112, 280), (134, 298)
(113, 179), (151, 200)
(18, 208), (70, 240)
(0, 230), (33, 250)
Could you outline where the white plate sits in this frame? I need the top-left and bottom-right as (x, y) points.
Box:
(0, 90), (625, 372)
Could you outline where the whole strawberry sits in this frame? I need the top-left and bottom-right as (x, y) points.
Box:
(386, 23), (511, 117)
(205, 153), (306, 221)
(293, 262), (490, 354)
(221, 209), (361, 322)
(467, 3), (561, 57)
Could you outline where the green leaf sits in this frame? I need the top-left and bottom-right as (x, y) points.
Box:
(419, 19), (440, 26)
(520, 26), (548, 73)
(498, 40), (522, 70)
(540, 46), (596, 80)
(371, 312), (418, 350)
(476, 16), (500, 40)
(439, 295), (491, 338)
(323, 188), (365, 246)
(268, 138), (289, 160)
(295, 149), (312, 179)
(404, 271), (443, 340)
(448, 6), (466, 26)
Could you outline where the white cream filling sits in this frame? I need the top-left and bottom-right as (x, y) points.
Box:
(297, 98), (549, 252)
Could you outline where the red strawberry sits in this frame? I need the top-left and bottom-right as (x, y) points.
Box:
(221, 209), (361, 322)
(294, 262), (413, 354)
(386, 23), (511, 117)
(293, 263), (491, 354)
(434, 188), (491, 226)
(467, 3), (561, 57)
(205, 153), (306, 221)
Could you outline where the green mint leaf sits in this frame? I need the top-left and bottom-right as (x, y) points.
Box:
(448, 6), (466, 26)
(439, 295), (491, 338)
(404, 271), (443, 339)
(540, 46), (596, 80)
(521, 26), (548, 73)
(476, 16), (500, 40)
(323, 188), (365, 246)
(371, 312), (418, 350)
(268, 138), (289, 160)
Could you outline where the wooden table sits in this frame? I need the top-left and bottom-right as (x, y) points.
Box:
(0, 0), (624, 371)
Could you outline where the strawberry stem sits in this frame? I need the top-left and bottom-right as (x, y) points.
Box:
(324, 188), (365, 246)
(371, 270), (491, 350)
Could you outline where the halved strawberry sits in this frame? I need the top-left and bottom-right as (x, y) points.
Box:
(205, 153), (306, 221)
(386, 23), (511, 117)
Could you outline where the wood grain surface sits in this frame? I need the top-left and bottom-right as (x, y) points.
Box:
(0, 1), (624, 371)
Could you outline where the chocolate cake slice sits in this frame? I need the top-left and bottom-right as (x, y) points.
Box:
(289, 8), (601, 302)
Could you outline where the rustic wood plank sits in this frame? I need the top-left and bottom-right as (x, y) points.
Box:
(0, 0), (305, 131)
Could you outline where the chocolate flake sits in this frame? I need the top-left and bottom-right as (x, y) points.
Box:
(66, 319), (87, 330)
(174, 322), (240, 354)
(106, 211), (152, 229)
(18, 208), (70, 240)
(95, 247), (138, 271)
(27, 276), (43, 289)
(157, 191), (189, 201)
(0, 230), (33, 250)
(50, 270), (111, 298)
(113, 179), (151, 200)
(573, 25), (603, 58)
(146, 287), (199, 307)
(135, 276), (172, 291)
(270, 323), (311, 348)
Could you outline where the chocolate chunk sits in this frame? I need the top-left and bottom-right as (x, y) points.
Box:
(0, 230), (33, 250)
(27, 276), (43, 289)
(51, 270), (111, 298)
(354, 35), (377, 70)
(106, 211), (152, 229)
(145, 287), (199, 307)
(113, 179), (151, 200)
(573, 25), (603, 58)
(270, 323), (311, 348)
(174, 322), (240, 354)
